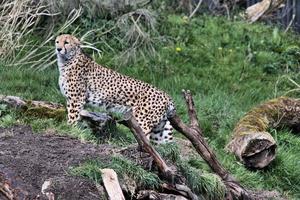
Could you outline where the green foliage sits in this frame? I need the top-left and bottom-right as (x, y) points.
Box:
(0, 106), (98, 143)
(70, 156), (161, 189)
(179, 162), (226, 200)
(0, 105), (18, 128)
(157, 143), (226, 198)
(71, 145), (226, 198)
(0, 65), (63, 102)
(156, 142), (181, 162)
(1, 12), (300, 198)
(108, 125), (136, 146)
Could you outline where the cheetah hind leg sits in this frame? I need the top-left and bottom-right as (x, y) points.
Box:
(150, 120), (173, 144)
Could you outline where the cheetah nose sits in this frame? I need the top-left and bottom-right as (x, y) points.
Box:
(57, 48), (62, 52)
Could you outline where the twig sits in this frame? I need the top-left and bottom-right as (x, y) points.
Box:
(182, 90), (200, 130)
(285, 10), (296, 33)
(189, 0), (203, 19)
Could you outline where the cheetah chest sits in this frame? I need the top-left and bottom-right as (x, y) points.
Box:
(59, 74), (67, 97)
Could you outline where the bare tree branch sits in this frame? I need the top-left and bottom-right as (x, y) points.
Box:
(168, 90), (250, 199)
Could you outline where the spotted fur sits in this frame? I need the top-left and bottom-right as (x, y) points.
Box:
(55, 34), (175, 144)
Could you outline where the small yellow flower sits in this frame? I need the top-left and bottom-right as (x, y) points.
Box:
(218, 47), (222, 51)
(182, 16), (189, 23)
(176, 47), (182, 52)
(182, 16), (188, 20)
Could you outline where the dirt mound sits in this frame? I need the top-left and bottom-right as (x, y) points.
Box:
(0, 125), (116, 200)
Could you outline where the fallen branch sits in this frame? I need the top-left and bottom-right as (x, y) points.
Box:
(0, 166), (31, 200)
(0, 95), (115, 136)
(41, 180), (55, 200)
(120, 113), (178, 182)
(168, 90), (249, 199)
(245, 0), (285, 23)
(227, 97), (300, 169)
(160, 183), (199, 200)
(0, 181), (14, 200)
(120, 115), (199, 199)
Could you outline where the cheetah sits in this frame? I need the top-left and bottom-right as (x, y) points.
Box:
(55, 34), (175, 144)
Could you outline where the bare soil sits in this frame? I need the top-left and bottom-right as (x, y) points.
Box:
(0, 125), (116, 200)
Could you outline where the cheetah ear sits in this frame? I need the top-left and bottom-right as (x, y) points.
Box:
(73, 37), (81, 46)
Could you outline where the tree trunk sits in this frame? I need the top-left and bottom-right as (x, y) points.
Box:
(226, 97), (300, 169)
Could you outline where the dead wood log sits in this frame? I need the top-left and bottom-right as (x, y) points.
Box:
(168, 90), (250, 200)
(227, 97), (300, 169)
(245, 0), (285, 23)
(0, 95), (66, 120)
(100, 168), (125, 200)
(0, 95), (115, 137)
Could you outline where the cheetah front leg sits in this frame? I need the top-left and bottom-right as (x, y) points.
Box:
(66, 98), (85, 124)
(65, 79), (87, 125)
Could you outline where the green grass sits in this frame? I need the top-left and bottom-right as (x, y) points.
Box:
(156, 143), (226, 199)
(1, 14), (300, 198)
(70, 156), (161, 189)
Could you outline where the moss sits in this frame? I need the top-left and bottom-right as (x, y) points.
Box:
(20, 100), (66, 121)
(233, 97), (300, 137)
(228, 97), (300, 168)
(24, 106), (66, 121)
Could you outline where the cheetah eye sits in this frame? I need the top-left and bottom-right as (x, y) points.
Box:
(64, 41), (69, 45)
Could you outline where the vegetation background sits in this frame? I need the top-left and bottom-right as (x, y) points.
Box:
(0, 0), (299, 199)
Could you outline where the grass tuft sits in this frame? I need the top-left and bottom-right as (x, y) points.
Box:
(156, 142), (181, 162)
(70, 156), (161, 189)
(179, 161), (226, 199)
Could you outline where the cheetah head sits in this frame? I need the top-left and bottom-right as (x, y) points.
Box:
(55, 34), (81, 62)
